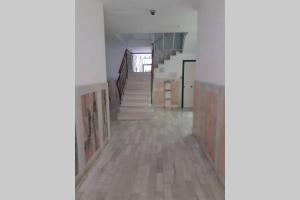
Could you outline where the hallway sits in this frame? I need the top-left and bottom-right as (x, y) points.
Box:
(76, 110), (224, 200)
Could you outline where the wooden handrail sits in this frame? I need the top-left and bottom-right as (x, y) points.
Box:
(116, 49), (132, 102)
(153, 35), (163, 43)
(152, 32), (186, 68)
(151, 44), (154, 104)
(118, 49), (128, 73)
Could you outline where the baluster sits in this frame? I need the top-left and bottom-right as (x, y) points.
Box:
(173, 32), (175, 50)
(163, 33), (165, 51)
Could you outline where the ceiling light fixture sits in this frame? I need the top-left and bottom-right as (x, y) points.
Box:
(149, 9), (156, 16)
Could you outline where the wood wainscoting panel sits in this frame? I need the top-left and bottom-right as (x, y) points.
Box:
(153, 80), (164, 106)
(81, 92), (100, 163)
(101, 89), (109, 146)
(171, 80), (179, 106)
(204, 91), (217, 162)
(193, 82), (201, 141)
(192, 81), (225, 184)
(219, 96), (225, 178)
(75, 83), (111, 185)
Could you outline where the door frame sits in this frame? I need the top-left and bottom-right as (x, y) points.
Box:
(182, 60), (196, 108)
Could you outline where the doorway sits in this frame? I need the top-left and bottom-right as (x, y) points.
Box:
(182, 60), (196, 108)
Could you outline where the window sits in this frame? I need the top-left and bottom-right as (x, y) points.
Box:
(132, 54), (152, 72)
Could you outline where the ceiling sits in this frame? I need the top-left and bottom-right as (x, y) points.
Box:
(102, 0), (198, 35)
(120, 33), (153, 41)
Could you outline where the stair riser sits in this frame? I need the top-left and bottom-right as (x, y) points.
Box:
(126, 82), (151, 86)
(123, 93), (151, 97)
(121, 102), (151, 107)
(128, 74), (151, 77)
(117, 113), (153, 120)
(125, 87), (151, 91)
(126, 83), (151, 86)
(124, 91), (151, 95)
(125, 86), (151, 90)
(128, 75), (151, 77)
(119, 107), (152, 113)
(117, 72), (153, 121)
(122, 100), (151, 105)
(122, 96), (151, 101)
(127, 79), (150, 81)
(128, 73), (150, 76)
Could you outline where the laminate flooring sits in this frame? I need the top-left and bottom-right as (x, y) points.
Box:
(76, 110), (224, 200)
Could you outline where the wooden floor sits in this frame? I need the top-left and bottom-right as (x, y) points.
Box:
(76, 110), (225, 200)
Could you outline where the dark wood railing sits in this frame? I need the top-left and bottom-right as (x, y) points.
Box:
(151, 44), (154, 104)
(117, 49), (131, 102)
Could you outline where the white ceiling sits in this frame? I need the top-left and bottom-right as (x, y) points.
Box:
(120, 33), (153, 42)
(102, 0), (198, 35)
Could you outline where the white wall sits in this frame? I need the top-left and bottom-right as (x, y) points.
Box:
(105, 39), (127, 80)
(76, 0), (107, 85)
(195, 0), (225, 86)
(183, 31), (197, 54)
(127, 40), (151, 52)
(154, 52), (196, 105)
(129, 46), (152, 53)
(105, 37), (152, 79)
(154, 52), (195, 80)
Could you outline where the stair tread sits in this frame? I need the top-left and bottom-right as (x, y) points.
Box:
(125, 91), (151, 94)
(118, 72), (153, 121)
(123, 96), (151, 100)
(119, 106), (153, 112)
(117, 112), (154, 120)
(122, 99), (150, 103)
(123, 94), (151, 97)
(121, 102), (151, 107)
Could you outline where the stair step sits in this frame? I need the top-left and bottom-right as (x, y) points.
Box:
(126, 88), (151, 91)
(123, 95), (151, 101)
(124, 90), (151, 95)
(122, 98), (151, 104)
(128, 75), (151, 78)
(126, 81), (151, 85)
(128, 72), (151, 76)
(127, 77), (150, 81)
(121, 101), (151, 107)
(125, 89), (151, 94)
(126, 84), (151, 88)
(127, 76), (151, 82)
(123, 93), (151, 97)
(119, 106), (153, 113)
(117, 112), (153, 120)
(117, 72), (153, 121)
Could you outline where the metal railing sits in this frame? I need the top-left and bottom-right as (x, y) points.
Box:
(116, 49), (132, 102)
(151, 45), (154, 104)
(152, 32), (187, 68)
(151, 32), (186, 103)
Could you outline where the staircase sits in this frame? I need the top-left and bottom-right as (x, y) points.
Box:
(117, 72), (153, 120)
(152, 32), (186, 68)
(157, 51), (195, 71)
